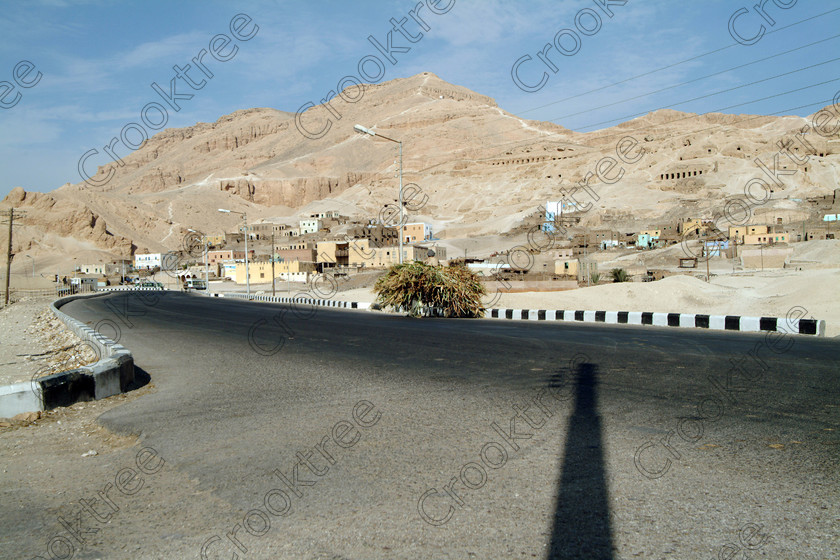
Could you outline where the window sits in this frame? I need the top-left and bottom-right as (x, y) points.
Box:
(260, 273), (265, 278)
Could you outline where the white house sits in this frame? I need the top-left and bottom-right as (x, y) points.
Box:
(70, 276), (98, 290)
(299, 219), (322, 235)
(134, 253), (162, 270)
(543, 200), (579, 232)
(80, 264), (106, 275)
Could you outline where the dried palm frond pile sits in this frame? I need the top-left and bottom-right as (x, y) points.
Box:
(373, 262), (486, 318)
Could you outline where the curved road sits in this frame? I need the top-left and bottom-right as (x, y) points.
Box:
(5, 291), (839, 559)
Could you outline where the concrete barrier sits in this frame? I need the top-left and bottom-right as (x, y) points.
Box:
(0, 289), (152, 417)
(207, 292), (371, 309)
(487, 307), (826, 336)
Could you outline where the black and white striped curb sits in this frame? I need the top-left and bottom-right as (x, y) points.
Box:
(0, 292), (138, 417)
(102, 285), (164, 291)
(206, 292), (371, 309)
(487, 308), (826, 336)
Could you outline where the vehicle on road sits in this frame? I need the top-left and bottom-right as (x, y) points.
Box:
(184, 278), (207, 291)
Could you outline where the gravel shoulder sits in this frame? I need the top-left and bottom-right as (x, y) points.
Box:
(0, 296), (98, 388)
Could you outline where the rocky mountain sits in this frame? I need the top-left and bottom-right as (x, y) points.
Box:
(2, 72), (838, 270)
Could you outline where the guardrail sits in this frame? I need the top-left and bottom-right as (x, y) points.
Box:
(207, 291), (371, 309)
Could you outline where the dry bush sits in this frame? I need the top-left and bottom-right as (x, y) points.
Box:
(373, 262), (486, 318)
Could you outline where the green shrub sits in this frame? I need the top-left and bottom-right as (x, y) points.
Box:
(373, 261), (486, 318)
(611, 268), (629, 283)
(590, 272), (601, 284)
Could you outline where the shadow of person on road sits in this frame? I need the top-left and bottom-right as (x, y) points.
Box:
(547, 362), (614, 560)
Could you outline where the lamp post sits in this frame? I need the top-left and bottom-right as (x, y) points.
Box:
(218, 209), (249, 298)
(354, 124), (404, 264)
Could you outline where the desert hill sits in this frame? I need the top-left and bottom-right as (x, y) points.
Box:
(2, 72), (837, 272)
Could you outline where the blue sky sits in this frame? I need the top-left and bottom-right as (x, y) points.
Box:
(1, 0), (838, 199)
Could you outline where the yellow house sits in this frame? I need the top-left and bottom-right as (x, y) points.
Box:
(555, 258), (579, 277)
(205, 235), (226, 247)
(348, 239), (375, 266)
(234, 261), (313, 284)
(403, 222), (431, 243)
(368, 247), (403, 268)
(679, 218), (714, 236)
(316, 241), (349, 267)
(729, 225), (770, 243)
(743, 232), (789, 245)
(640, 228), (661, 239)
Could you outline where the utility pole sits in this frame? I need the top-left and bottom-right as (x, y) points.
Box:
(3, 208), (26, 305)
(204, 236), (209, 291)
(397, 140), (403, 264)
(244, 216), (250, 298)
(271, 233), (276, 297)
(353, 124), (403, 263)
(705, 242), (710, 282)
(4, 208), (13, 305)
(732, 237), (738, 272)
(584, 226), (589, 286)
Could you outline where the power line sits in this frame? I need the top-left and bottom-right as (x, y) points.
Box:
(426, 29), (840, 151)
(552, 33), (840, 121)
(516, 6), (840, 116)
(574, 60), (840, 130)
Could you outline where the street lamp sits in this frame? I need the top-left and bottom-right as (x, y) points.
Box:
(218, 209), (250, 298)
(354, 124), (404, 264)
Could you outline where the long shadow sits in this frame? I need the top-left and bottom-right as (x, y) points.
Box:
(548, 363), (614, 559)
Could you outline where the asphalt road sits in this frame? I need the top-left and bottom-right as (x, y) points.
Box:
(4, 291), (839, 559)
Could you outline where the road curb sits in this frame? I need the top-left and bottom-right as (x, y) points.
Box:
(207, 292), (371, 309)
(196, 293), (826, 337)
(486, 308), (826, 336)
(0, 291), (142, 418)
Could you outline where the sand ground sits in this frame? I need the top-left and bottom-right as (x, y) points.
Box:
(0, 297), (98, 387)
